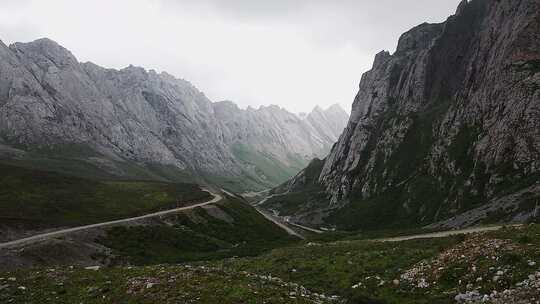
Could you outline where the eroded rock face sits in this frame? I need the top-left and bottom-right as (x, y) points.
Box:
(0, 38), (348, 190)
(276, 0), (540, 229)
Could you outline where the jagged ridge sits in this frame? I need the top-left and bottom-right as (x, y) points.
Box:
(0, 38), (348, 191)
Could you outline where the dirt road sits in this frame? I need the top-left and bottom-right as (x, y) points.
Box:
(0, 191), (223, 249)
(254, 207), (306, 239)
(375, 225), (518, 242)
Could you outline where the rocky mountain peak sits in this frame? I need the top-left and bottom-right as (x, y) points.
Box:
(395, 22), (444, 54)
(311, 105), (324, 113)
(456, 0), (470, 15)
(326, 103), (345, 112)
(373, 50), (391, 68)
(324, 104), (348, 118)
(10, 38), (79, 69)
(214, 100), (240, 109)
(121, 64), (147, 75)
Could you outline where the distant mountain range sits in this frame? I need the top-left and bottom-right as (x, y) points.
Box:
(266, 0), (540, 230)
(0, 38), (348, 191)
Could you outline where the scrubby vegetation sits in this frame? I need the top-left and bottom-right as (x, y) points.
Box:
(216, 235), (462, 303)
(0, 265), (337, 304)
(263, 158), (329, 216)
(231, 143), (307, 187)
(98, 199), (298, 265)
(0, 163), (211, 231)
(2, 225), (539, 303)
(215, 225), (540, 303)
(0, 142), (195, 182)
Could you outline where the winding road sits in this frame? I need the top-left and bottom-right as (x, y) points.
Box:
(252, 195), (306, 239)
(287, 221), (324, 234)
(0, 191), (223, 250)
(252, 195), (519, 242)
(375, 225), (519, 242)
(254, 207), (306, 240)
(1, 189), (520, 250)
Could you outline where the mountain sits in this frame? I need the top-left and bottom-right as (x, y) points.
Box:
(0, 38), (348, 191)
(214, 102), (348, 186)
(305, 104), (350, 145)
(266, 0), (540, 230)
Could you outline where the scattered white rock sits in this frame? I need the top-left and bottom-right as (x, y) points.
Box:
(455, 290), (482, 303)
(418, 278), (429, 288)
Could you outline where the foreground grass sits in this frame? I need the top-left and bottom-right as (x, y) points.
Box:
(213, 225), (540, 303)
(1, 225), (538, 303)
(0, 163), (211, 231)
(0, 265), (337, 304)
(214, 237), (462, 303)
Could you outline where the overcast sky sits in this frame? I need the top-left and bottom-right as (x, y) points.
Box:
(0, 0), (461, 113)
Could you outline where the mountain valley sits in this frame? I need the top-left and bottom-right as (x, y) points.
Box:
(0, 38), (348, 192)
(0, 0), (539, 303)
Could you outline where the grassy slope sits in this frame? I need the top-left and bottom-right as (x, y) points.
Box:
(0, 143), (171, 182)
(2, 133), (319, 194)
(263, 158), (328, 216)
(216, 236), (461, 303)
(0, 265), (333, 304)
(98, 198), (298, 265)
(215, 225), (540, 304)
(231, 143), (308, 187)
(0, 142), (292, 194)
(0, 163), (211, 230)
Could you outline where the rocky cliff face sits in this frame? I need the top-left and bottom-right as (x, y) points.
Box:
(0, 38), (348, 191)
(271, 0), (540, 229)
